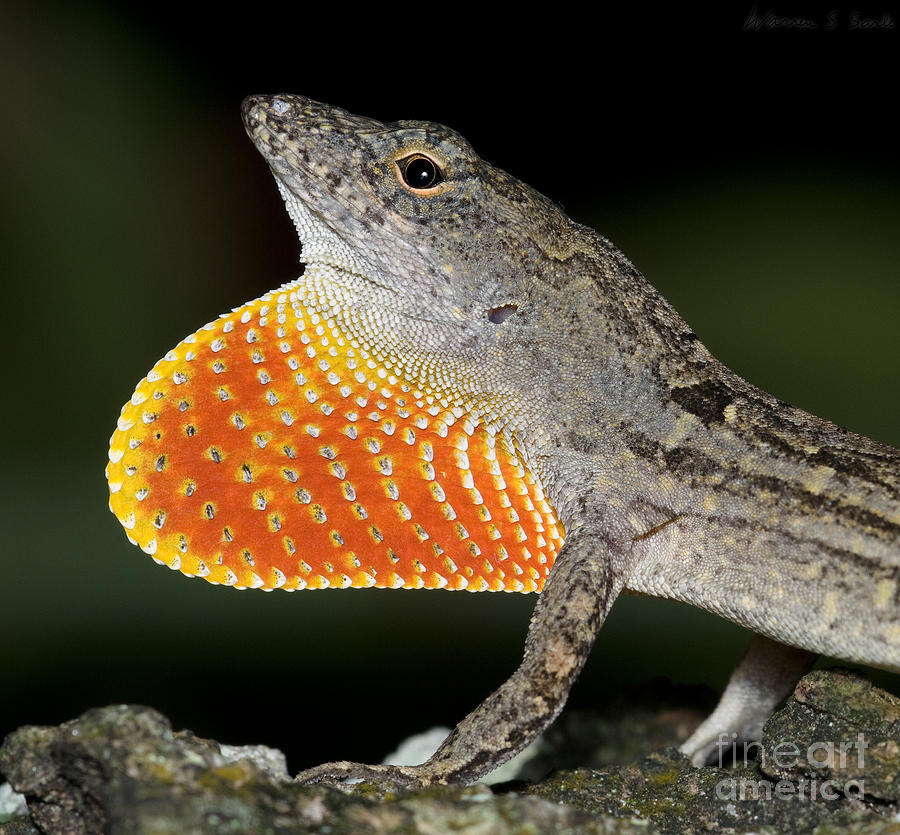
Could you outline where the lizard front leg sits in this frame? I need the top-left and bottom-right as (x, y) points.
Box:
(295, 525), (628, 788)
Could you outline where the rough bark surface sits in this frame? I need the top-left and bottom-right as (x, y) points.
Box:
(1, 671), (898, 834)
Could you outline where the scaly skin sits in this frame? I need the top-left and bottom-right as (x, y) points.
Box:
(106, 94), (899, 787)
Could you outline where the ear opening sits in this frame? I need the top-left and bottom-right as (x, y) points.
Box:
(487, 304), (518, 325)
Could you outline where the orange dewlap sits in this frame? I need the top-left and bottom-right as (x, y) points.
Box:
(107, 286), (564, 592)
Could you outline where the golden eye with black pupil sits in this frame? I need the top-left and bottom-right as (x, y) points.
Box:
(398, 154), (443, 190)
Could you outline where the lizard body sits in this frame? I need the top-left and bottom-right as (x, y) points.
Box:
(106, 94), (900, 786)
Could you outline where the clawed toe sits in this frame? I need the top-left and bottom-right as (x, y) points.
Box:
(295, 760), (425, 789)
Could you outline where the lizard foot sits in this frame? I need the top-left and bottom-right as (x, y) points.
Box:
(294, 760), (434, 789)
(680, 635), (815, 766)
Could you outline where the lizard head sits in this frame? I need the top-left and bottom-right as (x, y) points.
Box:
(242, 94), (590, 411)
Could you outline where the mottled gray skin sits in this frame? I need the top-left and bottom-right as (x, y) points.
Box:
(241, 94), (900, 787)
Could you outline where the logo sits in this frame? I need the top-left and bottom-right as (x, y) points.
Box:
(714, 732), (868, 801)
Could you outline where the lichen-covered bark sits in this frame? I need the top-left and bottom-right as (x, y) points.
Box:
(1, 671), (897, 834)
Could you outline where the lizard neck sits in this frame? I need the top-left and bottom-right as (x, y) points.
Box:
(460, 228), (900, 560)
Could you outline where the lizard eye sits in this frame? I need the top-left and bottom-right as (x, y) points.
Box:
(397, 154), (443, 191)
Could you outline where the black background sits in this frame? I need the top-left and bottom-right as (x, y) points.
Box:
(2, 3), (898, 773)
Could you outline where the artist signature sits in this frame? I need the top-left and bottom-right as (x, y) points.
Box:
(743, 7), (896, 31)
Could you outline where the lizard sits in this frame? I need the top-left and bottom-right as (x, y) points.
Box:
(105, 93), (900, 788)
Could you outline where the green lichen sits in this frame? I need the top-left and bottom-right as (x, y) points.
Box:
(1, 671), (898, 834)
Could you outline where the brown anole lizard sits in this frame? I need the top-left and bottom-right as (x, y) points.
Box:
(106, 94), (900, 787)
